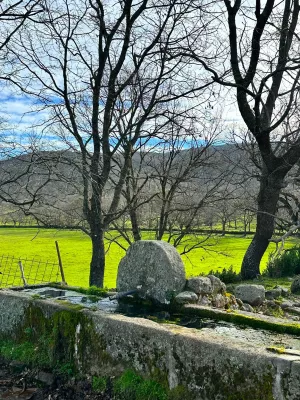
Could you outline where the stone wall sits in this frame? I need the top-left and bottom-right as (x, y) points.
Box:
(0, 289), (300, 400)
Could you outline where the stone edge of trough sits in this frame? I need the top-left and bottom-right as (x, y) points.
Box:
(182, 304), (300, 336)
(1, 289), (300, 400)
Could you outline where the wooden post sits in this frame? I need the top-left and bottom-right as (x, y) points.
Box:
(55, 241), (66, 285)
(18, 261), (27, 287)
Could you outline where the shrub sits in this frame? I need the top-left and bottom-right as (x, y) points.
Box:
(208, 265), (242, 284)
(264, 247), (300, 278)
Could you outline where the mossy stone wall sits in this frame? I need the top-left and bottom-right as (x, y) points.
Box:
(1, 290), (300, 399)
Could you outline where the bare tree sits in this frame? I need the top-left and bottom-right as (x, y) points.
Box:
(3, 0), (214, 286)
(0, 1), (45, 208)
(111, 112), (235, 256)
(180, 0), (300, 278)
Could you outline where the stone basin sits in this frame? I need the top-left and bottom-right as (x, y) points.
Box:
(17, 285), (300, 353)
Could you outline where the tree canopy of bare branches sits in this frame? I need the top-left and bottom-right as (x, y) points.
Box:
(2, 0), (216, 286)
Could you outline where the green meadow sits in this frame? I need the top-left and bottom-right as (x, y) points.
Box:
(0, 228), (289, 288)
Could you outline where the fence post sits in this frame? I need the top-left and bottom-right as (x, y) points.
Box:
(18, 261), (28, 287)
(55, 241), (67, 285)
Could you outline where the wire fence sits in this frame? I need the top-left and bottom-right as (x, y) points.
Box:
(0, 254), (63, 288)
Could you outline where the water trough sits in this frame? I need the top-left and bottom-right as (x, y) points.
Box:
(1, 285), (300, 399)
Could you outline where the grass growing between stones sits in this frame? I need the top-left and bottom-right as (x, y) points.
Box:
(0, 227), (294, 288)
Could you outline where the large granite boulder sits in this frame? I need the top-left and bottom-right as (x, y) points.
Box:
(117, 240), (186, 304)
(234, 284), (265, 306)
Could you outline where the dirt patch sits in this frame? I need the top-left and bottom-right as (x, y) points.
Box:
(0, 361), (113, 400)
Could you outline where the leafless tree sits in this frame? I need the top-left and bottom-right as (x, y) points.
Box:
(179, 0), (300, 278)
(111, 112), (237, 255)
(0, 1), (45, 208)
(3, 0), (215, 286)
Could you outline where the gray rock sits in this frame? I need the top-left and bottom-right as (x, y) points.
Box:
(291, 275), (300, 294)
(281, 301), (294, 309)
(265, 300), (276, 308)
(234, 285), (265, 306)
(241, 303), (254, 313)
(174, 291), (198, 305)
(224, 294), (239, 310)
(236, 298), (243, 307)
(198, 295), (212, 306)
(212, 293), (226, 308)
(117, 240), (186, 304)
(186, 277), (212, 295)
(36, 371), (55, 386)
(265, 288), (282, 300)
(285, 307), (300, 316)
(207, 275), (226, 294)
(274, 285), (289, 297)
(281, 287), (290, 297)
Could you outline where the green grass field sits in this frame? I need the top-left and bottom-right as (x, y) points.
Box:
(0, 228), (291, 288)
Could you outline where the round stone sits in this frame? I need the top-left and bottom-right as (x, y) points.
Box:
(117, 240), (186, 304)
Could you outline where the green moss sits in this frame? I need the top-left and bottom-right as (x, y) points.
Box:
(266, 346), (286, 354)
(54, 300), (85, 311)
(0, 336), (52, 368)
(54, 362), (75, 377)
(114, 369), (168, 400)
(92, 376), (107, 392)
(31, 294), (42, 299)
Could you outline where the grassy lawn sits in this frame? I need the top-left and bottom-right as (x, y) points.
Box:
(0, 227), (294, 288)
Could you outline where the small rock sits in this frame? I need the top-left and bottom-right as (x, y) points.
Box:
(291, 315), (300, 321)
(274, 285), (289, 297)
(281, 287), (290, 297)
(236, 298), (243, 307)
(241, 303), (254, 313)
(36, 371), (55, 386)
(207, 275), (226, 294)
(224, 293), (239, 310)
(186, 277), (212, 295)
(197, 295), (211, 306)
(212, 293), (226, 308)
(281, 301), (294, 309)
(234, 284), (265, 306)
(174, 291), (198, 305)
(265, 288), (282, 300)
(291, 276), (300, 294)
(284, 307), (300, 316)
(265, 300), (276, 307)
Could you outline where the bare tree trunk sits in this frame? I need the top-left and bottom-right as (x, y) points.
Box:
(221, 220), (226, 236)
(241, 171), (284, 279)
(157, 205), (168, 240)
(89, 227), (105, 287)
(129, 205), (141, 241)
(88, 187), (106, 287)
